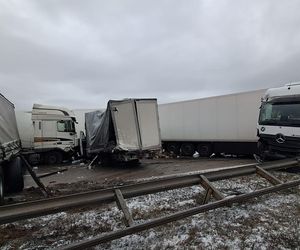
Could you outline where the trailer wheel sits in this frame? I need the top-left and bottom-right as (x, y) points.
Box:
(5, 156), (24, 193)
(0, 166), (4, 204)
(45, 151), (63, 165)
(181, 143), (195, 156)
(166, 143), (180, 154)
(197, 144), (212, 157)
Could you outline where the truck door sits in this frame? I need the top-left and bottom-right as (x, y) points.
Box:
(56, 120), (76, 148)
(110, 100), (141, 151)
(33, 120), (43, 149)
(136, 100), (161, 150)
(42, 120), (57, 149)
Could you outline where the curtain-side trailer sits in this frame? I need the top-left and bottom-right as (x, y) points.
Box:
(158, 89), (266, 157)
(0, 93), (24, 203)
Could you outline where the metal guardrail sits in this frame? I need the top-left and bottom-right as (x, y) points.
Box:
(0, 158), (299, 249)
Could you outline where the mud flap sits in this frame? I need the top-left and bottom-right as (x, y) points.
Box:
(5, 156), (24, 193)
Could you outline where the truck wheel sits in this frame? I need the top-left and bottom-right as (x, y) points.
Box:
(181, 143), (195, 156)
(5, 156), (24, 193)
(257, 140), (267, 161)
(166, 143), (180, 154)
(45, 151), (63, 165)
(197, 144), (212, 157)
(0, 166), (4, 204)
(27, 153), (40, 166)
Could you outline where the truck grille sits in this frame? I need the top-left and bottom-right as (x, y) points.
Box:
(260, 134), (300, 154)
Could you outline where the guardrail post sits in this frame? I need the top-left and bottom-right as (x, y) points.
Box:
(20, 154), (50, 197)
(114, 189), (134, 227)
(256, 166), (283, 185)
(200, 175), (225, 201)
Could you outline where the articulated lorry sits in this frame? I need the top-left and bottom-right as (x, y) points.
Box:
(0, 93), (24, 203)
(16, 99), (161, 164)
(16, 104), (78, 165)
(257, 82), (300, 159)
(158, 89), (266, 156)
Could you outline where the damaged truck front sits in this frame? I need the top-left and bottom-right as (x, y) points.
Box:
(0, 93), (24, 203)
(257, 82), (300, 159)
(85, 99), (161, 163)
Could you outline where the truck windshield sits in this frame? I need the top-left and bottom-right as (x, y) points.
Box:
(57, 120), (76, 132)
(259, 101), (300, 126)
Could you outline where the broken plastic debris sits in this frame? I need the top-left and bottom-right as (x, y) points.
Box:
(193, 151), (200, 158)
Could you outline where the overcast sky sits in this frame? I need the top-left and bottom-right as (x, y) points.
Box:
(1, 1), (300, 110)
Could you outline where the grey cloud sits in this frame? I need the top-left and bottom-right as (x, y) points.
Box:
(1, 0), (300, 110)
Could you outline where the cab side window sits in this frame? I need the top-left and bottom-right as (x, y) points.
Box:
(57, 121), (67, 132)
(57, 120), (75, 132)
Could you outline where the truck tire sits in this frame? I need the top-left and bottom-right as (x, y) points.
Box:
(0, 166), (4, 205)
(5, 156), (24, 193)
(166, 143), (180, 154)
(197, 144), (212, 157)
(27, 153), (40, 166)
(181, 143), (195, 156)
(257, 140), (267, 161)
(45, 151), (63, 165)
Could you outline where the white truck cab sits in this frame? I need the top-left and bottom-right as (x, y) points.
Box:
(257, 82), (300, 158)
(24, 104), (78, 164)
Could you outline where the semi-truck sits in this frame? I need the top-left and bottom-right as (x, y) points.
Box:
(16, 104), (78, 165)
(257, 82), (300, 159)
(158, 89), (266, 156)
(0, 93), (24, 203)
(16, 99), (161, 164)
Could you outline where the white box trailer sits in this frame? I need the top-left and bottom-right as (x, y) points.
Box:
(0, 93), (24, 202)
(158, 89), (266, 156)
(85, 99), (161, 162)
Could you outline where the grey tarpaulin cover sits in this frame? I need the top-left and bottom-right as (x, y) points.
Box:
(0, 94), (20, 145)
(85, 103), (116, 154)
(0, 93), (20, 160)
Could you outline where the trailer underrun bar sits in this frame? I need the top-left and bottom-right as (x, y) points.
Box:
(0, 159), (299, 249)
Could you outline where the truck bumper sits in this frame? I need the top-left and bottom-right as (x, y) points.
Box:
(259, 134), (300, 157)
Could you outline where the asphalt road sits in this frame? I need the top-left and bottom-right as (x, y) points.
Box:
(24, 157), (255, 188)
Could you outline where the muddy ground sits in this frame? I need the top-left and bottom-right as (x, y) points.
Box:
(1, 157), (300, 249)
(23, 157), (254, 195)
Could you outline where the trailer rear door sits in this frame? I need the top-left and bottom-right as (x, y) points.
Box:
(136, 100), (161, 150)
(110, 100), (140, 151)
